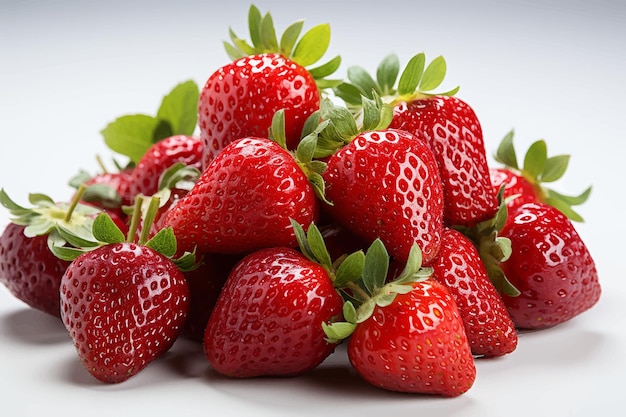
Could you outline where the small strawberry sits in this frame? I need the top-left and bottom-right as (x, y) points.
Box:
(430, 227), (517, 357)
(199, 4), (341, 166)
(162, 118), (320, 255)
(128, 134), (203, 200)
(324, 241), (476, 396)
(492, 130), (592, 222)
(0, 188), (102, 317)
(58, 197), (194, 383)
(318, 97), (444, 264)
(335, 53), (497, 227)
(499, 202), (601, 329)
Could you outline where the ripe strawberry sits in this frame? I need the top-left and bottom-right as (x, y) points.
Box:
(335, 53), (497, 227)
(0, 188), (102, 317)
(59, 199), (193, 383)
(430, 227), (517, 357)
(198, 5), (340, 166)
(492, 130), (592, 222)
(319, 98), (444, 264)
(163, 136), (318, 255)
(324, 241), (476, 396)
(78, 170), (135, 211)
(128, 134), (203, 199)
(204, 246), (343, 377)
(499, 202), (601, 329)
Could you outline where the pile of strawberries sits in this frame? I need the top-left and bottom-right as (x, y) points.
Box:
(0, 5), (601, 397)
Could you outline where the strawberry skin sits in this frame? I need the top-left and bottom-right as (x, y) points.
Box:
(0, 223), (71, 317)
(347, 279), (476, 396)
(128, 134), (203, 199)
(431, 228), (517, 357)
(490, 167), (537, 219)
(499, 202), (601, 329)
(322, 128), (443, 264)
(163, 137), (318, 255)
(390, 95), (498, 227)
(204, 247), (343, 377)
(198, 53), (320, 167)
(60, 242), (189, 383)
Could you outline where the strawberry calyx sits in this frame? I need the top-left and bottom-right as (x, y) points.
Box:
(321, 239), (433, 343)
(1, 186), (101, 246)
(334, 52), (459, 109)
(494, 130), (592, 222)
(49, 194), (196, 271)
(225, 4), (341, 89)
(454, 186), (520, 297)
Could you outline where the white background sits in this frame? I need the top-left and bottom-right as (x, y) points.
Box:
(1, 0), (625, 416)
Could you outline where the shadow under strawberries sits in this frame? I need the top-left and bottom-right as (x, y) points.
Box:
(1, 308), (69, 345)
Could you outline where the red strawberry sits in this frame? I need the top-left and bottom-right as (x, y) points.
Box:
(204, 246), (343, 377)
(58, 200), (193, 383)
(324, 241), (476, 397)
(128, 134), (203, 199)
(322, 125), (443, 265)
(492, 131), (592, 222)
(430, 227), (517, 357)
(0, 189), (103, 317)
(0, 222), (70, 316)
(80, 170), (134, 211)
(198, 5), (340, 166)
(335, 53), (497, 227)
(163, 136), (318, 255)
(499, 202), (601, 329)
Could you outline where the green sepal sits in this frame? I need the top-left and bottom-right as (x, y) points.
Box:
(347, 66), (380, 98)
(376, 53), (400, 96)
(397, 53), (425, 96)
(523, 140), (548, 180)
(292, 23), (330, 67)
(92, 212), (126, 244)
(81, 184), (122, 210)
(279, 20), (304, 58)
(494, 130), (518, 169)
(308, 55), (341, 80)
(268, 109), (287, 149)
(47, 238), (86, 262)
(334, 250), (366, 287)
(290, 219), (332, 272)
(145, 226), (177, 258)
(361, 239), (389, 294)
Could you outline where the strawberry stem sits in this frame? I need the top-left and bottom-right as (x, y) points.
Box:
(138, 196), (160, 246)
(64, 184), (87, 223)
(126, 195), (144, 243)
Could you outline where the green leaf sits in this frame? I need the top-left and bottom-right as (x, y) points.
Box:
(394, 243), (424, 284)
(308, 55), (341, 80)
(495, 130), (518, 169)
(333, 82), (364, 107)
(419, 55), (447, 92)
(224, 40), (245, 61)
(307, 223), (332, 270)
(92, 213), (125, 244)
(347, 66), (379, 99)
(334, 250), (366, 287)
(0, 188), (29, 214)
(268, 109), (287, 149)
(342, 301), (357, 324)
(376, 53), (400, 96)
(279, 20), (304, 57)
(523, 140), (548, 179)
(541, 154), (570, 183)
(322, 321), (356, 343)
(397, 53), (425, 96)
(247, 4), (263, 49)
(156, 80), (199, 137)
(29, 193), (55, 206)
(547, 186), (592, 207)
(295, 133), (317, 164)
(48, 243), (85, 262)
(55, 226), (100, 249)
(319, 99), (358, 142)
(81, 184), (122, 209)
(259, 12), (278, 51)
(101, 114), (161, 163)
(292, 23), (330, 67)
(172, 250), (197, 272)
(355, 299), (376, 323)
(362, 239), (389, 294)
(145, 227), (177, 258)
(291, 219), (315, 262)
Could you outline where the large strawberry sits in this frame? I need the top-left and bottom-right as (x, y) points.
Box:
(163, 131), (319, 255)
(318, 98), (444, 264)
(204, 246), (343, 377)
(324, 241), (476, 397)
(198, 4), (341, 166)
(335, 53), (497, 227)
(58, 198), (194, 383)
(430, 227), (517, 357)
(0, 188), (102, 317)
(499, 202), (601, 329)
(492, 130), (592, 222)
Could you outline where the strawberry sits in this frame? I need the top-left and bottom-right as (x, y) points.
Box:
(198, 4), (341, 166)
(0, 188), (102, 317)
(430, 227), (517, 357)
(335, 53), (497, 227)
(128, 134), (203, 200)
(162, 133), (319, 255)
(204, 246), (343, 377)
(499, 202), (601, 329)
(318, 98), (444, 264)
(58, 198), (194, 383)
(324, 241), (476, 396)
(492, 130), (592, 222)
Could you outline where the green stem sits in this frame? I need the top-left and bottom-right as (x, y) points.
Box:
(126, 195), (144, 243)
(343, 280), (371, 302)
(138, 196), (160, 246)
(65, 184), (87, 223)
